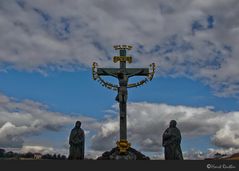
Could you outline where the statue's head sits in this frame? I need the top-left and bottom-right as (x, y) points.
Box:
(75, 121), (81, 128)
(169, 120), (177, 128)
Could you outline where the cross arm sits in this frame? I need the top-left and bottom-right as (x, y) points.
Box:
(97, 68), (149, 78)
(126, 68), (149, 77)
(97, 68), (119, 77)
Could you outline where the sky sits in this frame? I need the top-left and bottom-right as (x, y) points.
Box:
(0, 0), (239, 159)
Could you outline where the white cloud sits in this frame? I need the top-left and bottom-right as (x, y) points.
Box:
(179, 148), (239, 160)
(207, 147), (239, 158)
(1, 92), (239, 158)
(90, 118), (119, 151)
(20, 145), (54, 154)
(212, 114), (239, 148)
(84, 150), (104, 159)
(90, 102), (239, 153)
(0, 0), (239, 96)
(183, 149), (206, 160)
(0, 93), (99, 148)
(176, 147), (239, 160)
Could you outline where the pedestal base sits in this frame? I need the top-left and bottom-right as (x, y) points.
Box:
(97, 147), (150, 160)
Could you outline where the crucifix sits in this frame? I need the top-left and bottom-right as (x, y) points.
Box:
(92, 45), (155, 153)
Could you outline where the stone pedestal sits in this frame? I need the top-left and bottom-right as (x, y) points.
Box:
(97, 147), (150, 160)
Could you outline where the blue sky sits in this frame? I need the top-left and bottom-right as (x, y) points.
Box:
(0, 68), (238, 157)
(0, 64), (236, 157)
(0, 69), (238, 115)
(0, 0), (239, 159)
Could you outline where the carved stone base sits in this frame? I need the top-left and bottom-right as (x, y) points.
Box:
(97, 147), (150, 160)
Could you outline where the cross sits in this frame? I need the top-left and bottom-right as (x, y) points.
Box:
(92, 45), (155, 153)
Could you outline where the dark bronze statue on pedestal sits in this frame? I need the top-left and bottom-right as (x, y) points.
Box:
(68, 121), (85, 160)
(162, 120), (183, 160)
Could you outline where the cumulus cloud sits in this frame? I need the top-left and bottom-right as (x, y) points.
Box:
(20, 145), (54, 154)
(90, 102), (239, 153)
(0, 0), (239, 96)
(183, 149), (206, 160)
(0, 122), (25, 148)
(181, 148), (239, 160)
(90, 118), (118, 151)
(0, 93), (99, 148)
(133, 148), (239, 160)
(207, 148), (239, 158)
(1, 93), (239, 158)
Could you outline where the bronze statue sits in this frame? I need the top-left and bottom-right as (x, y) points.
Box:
(162, 120), (183, 160)
(68, 121), (85, 160)
(115, 72), (128, 103)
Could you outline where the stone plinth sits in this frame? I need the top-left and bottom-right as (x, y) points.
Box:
(97, 147), (150, 160)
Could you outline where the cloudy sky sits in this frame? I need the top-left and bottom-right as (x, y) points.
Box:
(0, 0), (239, 159)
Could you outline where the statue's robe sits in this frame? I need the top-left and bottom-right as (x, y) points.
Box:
(69, 127), (85, 160)
(162, 127), (183, 160)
